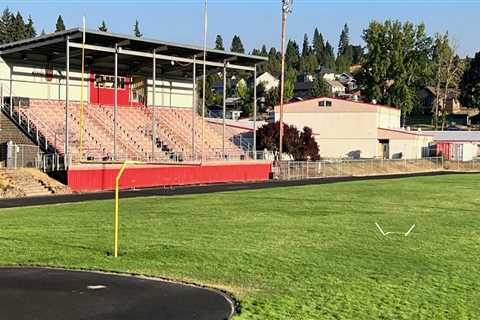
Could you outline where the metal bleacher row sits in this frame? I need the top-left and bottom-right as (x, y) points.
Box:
(18, 99), (243, 162)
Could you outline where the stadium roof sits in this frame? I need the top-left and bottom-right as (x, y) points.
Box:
(0, 28), (267, 78)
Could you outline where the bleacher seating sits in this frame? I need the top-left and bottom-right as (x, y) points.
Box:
(18, 100), (245, 162)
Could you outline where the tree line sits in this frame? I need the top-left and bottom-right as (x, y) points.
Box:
(0, 7), (146, 45)
(1, 6), (479, 126)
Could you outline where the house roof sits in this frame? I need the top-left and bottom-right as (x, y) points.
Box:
(325, 79), (345, 89)
(425, 86), (459, 100)
(421, 130), (480, 142)
(294, 81), (313, 91)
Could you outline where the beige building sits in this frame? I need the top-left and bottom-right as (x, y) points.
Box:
(274, 97), (432, 159)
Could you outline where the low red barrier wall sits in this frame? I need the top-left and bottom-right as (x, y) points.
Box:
(67, 162), (272, 192)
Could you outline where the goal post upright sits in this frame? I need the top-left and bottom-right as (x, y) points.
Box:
(114, 160), (143, 258)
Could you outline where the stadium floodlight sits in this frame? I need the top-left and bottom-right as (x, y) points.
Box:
(282, 0), (293, 14)
(375, 222), (416, 237)
(278, 0), (293, 162)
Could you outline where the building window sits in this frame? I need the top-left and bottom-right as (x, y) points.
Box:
(94, 74), (126, 89)
(318, 100), (332, 107)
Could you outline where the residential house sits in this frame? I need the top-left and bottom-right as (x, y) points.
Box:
(253, 71), (279, 92)
(337, 73), (357, 92)
(417, 86), (461, 115)
(325, 80), (346, 96)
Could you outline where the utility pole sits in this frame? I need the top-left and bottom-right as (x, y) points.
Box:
(279, 0), (293, 161)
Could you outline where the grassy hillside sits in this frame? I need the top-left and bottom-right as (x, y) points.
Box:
(0, 174), (479, 319)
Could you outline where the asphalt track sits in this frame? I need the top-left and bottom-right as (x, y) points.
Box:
(0, 171), (474, 209)
(0, 267), (234, 320)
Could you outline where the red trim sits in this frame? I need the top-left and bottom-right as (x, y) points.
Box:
(279, 96), (400, 110)
(67, 163), (272, 192)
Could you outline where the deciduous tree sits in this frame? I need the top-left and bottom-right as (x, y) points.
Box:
(360, 20), (432, 120)
(256, 122), (320, 160)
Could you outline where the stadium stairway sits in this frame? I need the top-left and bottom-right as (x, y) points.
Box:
(0, 168), (70, 198)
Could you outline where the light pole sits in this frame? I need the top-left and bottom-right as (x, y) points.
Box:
(279, 0), (293, 161)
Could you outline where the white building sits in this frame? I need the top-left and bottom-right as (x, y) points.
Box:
(274, 97), (432, 159)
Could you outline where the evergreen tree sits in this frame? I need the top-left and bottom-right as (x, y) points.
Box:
(25, 15), (36, 38)
(215, 34), (224, 50)
(55, 15), (65, 32)
(13, 12), (26, 41)
(299, 54), (318, 74)
(285, 40), (300, 69)
(230, 35), (245, 53)
(338, 23), (350, 56)
(312, 28), (325, 64)
(40, 29), (46, 36)
(310, 76), (331, 97)
(98, 20), (108, 32)
(301, 33), (310, 57)
(336, 23), (353, 72)
(260, 45), (268, 56)
(0, 7), (15, 44)
(323, 41), (336, 69)
(266, 47), (281, 74)
(133, 20), (142, 37)
(351, 45), (364, 64)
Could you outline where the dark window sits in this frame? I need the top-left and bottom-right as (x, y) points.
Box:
(318, 100), (332, 107)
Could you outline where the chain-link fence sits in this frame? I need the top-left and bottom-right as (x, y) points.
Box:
(444, 159), (480, 171)
(3, 142), (42, 169)
(274, 157), (444, 180)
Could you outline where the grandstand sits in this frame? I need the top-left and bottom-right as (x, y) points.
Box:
(0, 28), (271, 191)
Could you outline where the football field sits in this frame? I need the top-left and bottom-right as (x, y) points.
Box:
(0, 174), (479, 319)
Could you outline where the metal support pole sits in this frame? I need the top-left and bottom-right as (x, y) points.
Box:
(192, 56), (196, 158)
(9, 65), (13, 116)
(65, 36), (70, 164)
(253, 65), (257, 159)
(113, 44), (118, 160)
(222, 61), (227, 159)
(152, 50), (156, 160)
(201, 0), (207, 163)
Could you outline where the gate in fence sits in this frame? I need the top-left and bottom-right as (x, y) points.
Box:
(3, 141), (42, 169)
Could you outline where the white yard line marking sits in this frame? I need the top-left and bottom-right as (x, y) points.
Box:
(375, 222), (416, 237)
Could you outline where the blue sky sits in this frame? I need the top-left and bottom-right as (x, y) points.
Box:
(3, 0), (480, 57)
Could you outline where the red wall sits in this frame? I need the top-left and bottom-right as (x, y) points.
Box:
(89, 72), (143, 106)
(68, 163), (272, 192)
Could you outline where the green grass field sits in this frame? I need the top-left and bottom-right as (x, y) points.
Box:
(1, 174), (479, 319)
